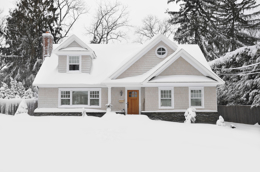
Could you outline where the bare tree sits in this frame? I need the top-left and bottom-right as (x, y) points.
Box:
(54, 0), (88, 43)
(86, 1), (130, 44)
(135, 15), (176, 44)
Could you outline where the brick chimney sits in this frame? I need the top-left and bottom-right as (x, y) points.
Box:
(42, 31), (53, 60)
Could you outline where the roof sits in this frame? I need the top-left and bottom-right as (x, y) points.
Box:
(33, 43), (143, 87)
(33, 34), (224, 87)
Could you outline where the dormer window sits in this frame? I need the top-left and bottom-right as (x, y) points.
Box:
(69, 56), (80, 71)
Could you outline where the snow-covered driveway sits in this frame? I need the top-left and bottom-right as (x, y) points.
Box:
(0, 113), (259, 172)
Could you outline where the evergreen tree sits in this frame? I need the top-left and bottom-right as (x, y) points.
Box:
(217, 0), (260, 52)
(1, 0), (58, 89)
(168, 0), (260, 61)
(210, 44), (260, 107)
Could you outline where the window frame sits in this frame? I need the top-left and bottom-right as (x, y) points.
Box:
(189, 87), (204, 108)
(58, 88), (101, 108)
(67, 55), (81, 72)
(155, 46), (168, 58)
(158, 87), (174, 109)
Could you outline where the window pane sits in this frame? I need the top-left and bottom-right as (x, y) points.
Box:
(191, 90), (201, 98)
(69, 64), (79, 71)
(61, 91), (70, 98)
(161, 99), (171, 107)
(61, 99), (70, 105)
(69, 56), (79, 64)
(90, 91), (99, 98)
(72, 91), (88, 105)
(90, 99), (99, 106)
(191, 99), (201, 106)
(161, 90), (171, 98)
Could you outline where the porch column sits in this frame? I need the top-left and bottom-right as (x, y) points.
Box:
(108, 86), (111, 105)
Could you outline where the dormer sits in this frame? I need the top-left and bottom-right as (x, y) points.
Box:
(54, 35), (96, 73)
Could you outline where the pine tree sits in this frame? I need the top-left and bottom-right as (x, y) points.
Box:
(168, 0), (221, 60)
(23, 88), (33, 99)
(217, 0), (260, 52)
(210, 44), (260, 107)
(168, 0), (260, 61)
(1, 0), (59, 89)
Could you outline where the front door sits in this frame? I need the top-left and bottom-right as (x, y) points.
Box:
(127, 90), (139, 114)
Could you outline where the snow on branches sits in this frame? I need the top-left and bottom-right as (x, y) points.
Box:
(0, 77), (35, 99)
(210, 44), (260, 107)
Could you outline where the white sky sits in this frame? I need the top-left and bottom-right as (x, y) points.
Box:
(0, 0), (179, 43)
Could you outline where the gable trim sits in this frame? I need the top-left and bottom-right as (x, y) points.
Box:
(110, 34), (178, 79)
(54, 35), (97, 59)
(143, 49), (224, 84)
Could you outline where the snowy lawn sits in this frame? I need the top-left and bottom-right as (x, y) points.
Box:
(0, 113), (259, 172)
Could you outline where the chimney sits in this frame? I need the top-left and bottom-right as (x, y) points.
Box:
(42, 31), (53, 60)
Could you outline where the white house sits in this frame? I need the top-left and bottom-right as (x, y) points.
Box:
(33, 33), (224, 123)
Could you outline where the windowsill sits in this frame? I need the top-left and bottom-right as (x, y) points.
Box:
(190, 106), (204, 108)
(59, 105), (101, 108)
(67, 71), (81, 73)
(159, 106), (174, 109)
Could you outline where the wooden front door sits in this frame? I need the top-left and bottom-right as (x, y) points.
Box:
(127, 90), (139, 114)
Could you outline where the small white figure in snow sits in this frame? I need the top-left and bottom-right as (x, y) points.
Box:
(230, 124), (236, 129)
(105, 103), (112, 112)
(216, 116), (225, 126)
(82, 108), (86, 117)
(184, 107), (196, 123)
(15, 100), (28, 115)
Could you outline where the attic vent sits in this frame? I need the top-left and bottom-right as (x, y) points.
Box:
(156, 46), (167, 58)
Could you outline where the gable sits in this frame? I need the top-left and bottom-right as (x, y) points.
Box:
(66, 41), (83, 48)
(117, 41), (175, 79)
(158, 56), (203, 76)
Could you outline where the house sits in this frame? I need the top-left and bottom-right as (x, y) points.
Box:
(33, 33), (224, 123)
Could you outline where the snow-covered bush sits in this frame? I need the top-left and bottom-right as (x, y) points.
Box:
(15, 100), (28, 115)
(0, 99), (21, 115)
(0, 98), (37, 115)
(184, 107), (196, 123)
(0, 78), (37, 99)
(216, 116), (225, 126)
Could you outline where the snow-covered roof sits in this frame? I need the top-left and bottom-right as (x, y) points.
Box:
(33, 44), (143, 87)
(33, 34), (223, 87)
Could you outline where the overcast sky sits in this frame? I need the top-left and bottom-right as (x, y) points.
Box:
(0, 0), (179, 43)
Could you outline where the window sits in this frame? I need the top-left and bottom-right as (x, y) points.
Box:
(69, 56), (80, 71)
(190, 87), (204, 107)
(159, 87), (173, 108)
(61, 91), (70, 105)
(90, 91), (99, 106)
(59, 89), (101, 107)
(156, 46), (167, 58)
(72, 91), (88, 105)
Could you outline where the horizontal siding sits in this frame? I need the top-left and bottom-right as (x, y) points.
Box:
(144, 87), (217, 111)
(199, 87), (217, 111)
(111, 87), (125, 111)
(159, 57), (203, 76)
(174, 87), (189, 109)
(145, 87), (158, 111)
(117, 41), (175, 79)
(38, 88), (58, 108)
(101, 88), (108, 110)
(81, 55), (92, 73)
(66, 41), (82, 48)
(58, 55), (67, 73)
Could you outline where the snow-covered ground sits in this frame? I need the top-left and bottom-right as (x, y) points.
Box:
(0, 112), (259, 172)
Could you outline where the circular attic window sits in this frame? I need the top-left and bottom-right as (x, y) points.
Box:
(156, 46), (167, 58)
